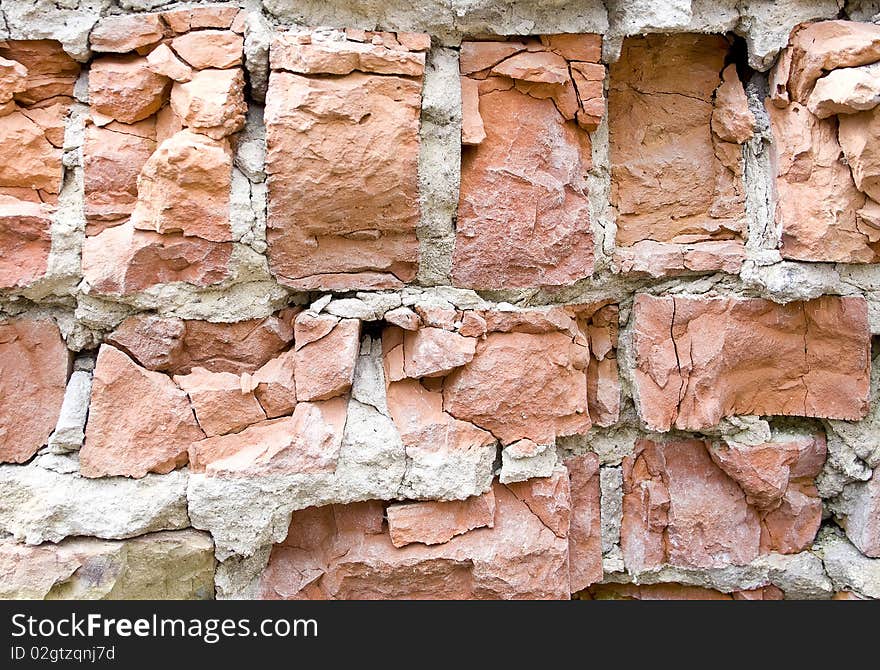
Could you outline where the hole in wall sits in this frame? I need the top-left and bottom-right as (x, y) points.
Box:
(725, 32), (756, 85)
(360, 319), (386, 339)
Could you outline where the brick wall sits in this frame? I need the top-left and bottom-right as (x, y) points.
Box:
(1, 0), (879, 600)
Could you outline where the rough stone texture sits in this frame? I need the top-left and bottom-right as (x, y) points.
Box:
(787, 21), (880, 105)
(839, 107), (880, 203)
(0, 200), (53, 289)
(294, 317), (361, 401)
(386, 491), (496, 547)
(0, 111), (63, 193)
(713, 65), (757, 144)
(78, 13), (248, 298)
(768, 20), (880, 263)
(821, 528), (880, 599)
(171, 30), (243, 71)
(83, 122), (157, 231)
(82, 223), (234, 295)
(567, 453), (603, 591)
(582, 304), (621, 427)
(632, 294), (871, 432)
(80, 344), (205, 478)
(189, 398), (348, 476)
(47, 370), (92, 454)
(767, 100), (878, 263)
(385, 376), (496, 498)
(0, 40), (79, 105)
(265, 30), (424, 290)
(185, 308), (604, 562)
(453, 36), (600, 289)
(832, 469), (880, 558)
(387, 380), (496, 498)
(0, 461), (189, 545)
(146, 43), (193, 83)
(174, 367), (266, 438)
(0, 39), (76, 292)
(610, 34), (750, 277)
(161, 5), (241, 34)
(0, 530), (214, 599)
(808, 62), (880, 118)
(444, 331), (590, 445)
(130, 130), (234, 242)
(269, 31), (426, 76)
(622, 436), (825, 575)
(89, 56), (170, 124)
(401, 326), (476, 378)
(260, 477), (597, 599)
(614, 240), (746, 279)
(107, 312), (295, 375)
(710, 432), (826, 509)
(89, 13), (165, 54)
(622, 438), (762, 572)
(2, 8), (880, 602)
(170, 68), (246, 139)
(0, 319), (68, 463)
(242, 349), (297, 419)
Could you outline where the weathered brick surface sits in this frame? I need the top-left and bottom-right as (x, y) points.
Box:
(632, 294), (870, 431)
(81, 14), (247, 295)
(260, 461), (601, 599)
(265, 29), (426, 290)
(2, 8), (880, 602)
(609, 34), (752, 277)
(0, 319), (68, 463)
(769, 21), (880, 262)
(0, 40), (77, 289)
(453, 36), (601, 289)
(621, 437), (823, 572)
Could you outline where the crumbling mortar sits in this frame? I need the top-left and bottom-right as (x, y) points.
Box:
(4, 2), (880, 599)
(415, 45), (459, 286)
(588, 105), (613, 273)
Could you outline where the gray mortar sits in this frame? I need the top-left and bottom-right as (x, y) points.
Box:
(0, 0), (858, 67)
(819, 351), (880, 497)
(188, 329), (495, 559)
(558, 425), (638, 466)
(0, 459), (190, 545)
(742, 71), (778, 257)
(599, 465), (622, 553)
(734, 69), (859, 306)
(817, 525), (880, 598)
(0, 0), (878, 598)
(839, 264), (880, 332)
(846, 0), (880, 22)
(234, 105), (266, 184)
(602, 546), (834, 598)
(243, 5), (272, 103)
(588, 109), (614, 273)
(602, 0), (843, 69)
(416, 46), (459, 286)
(47, 370), (93, 454)
(499, 442), (557, 483)
(261, 0), (609, 46)
(214, 546), (271, 599)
